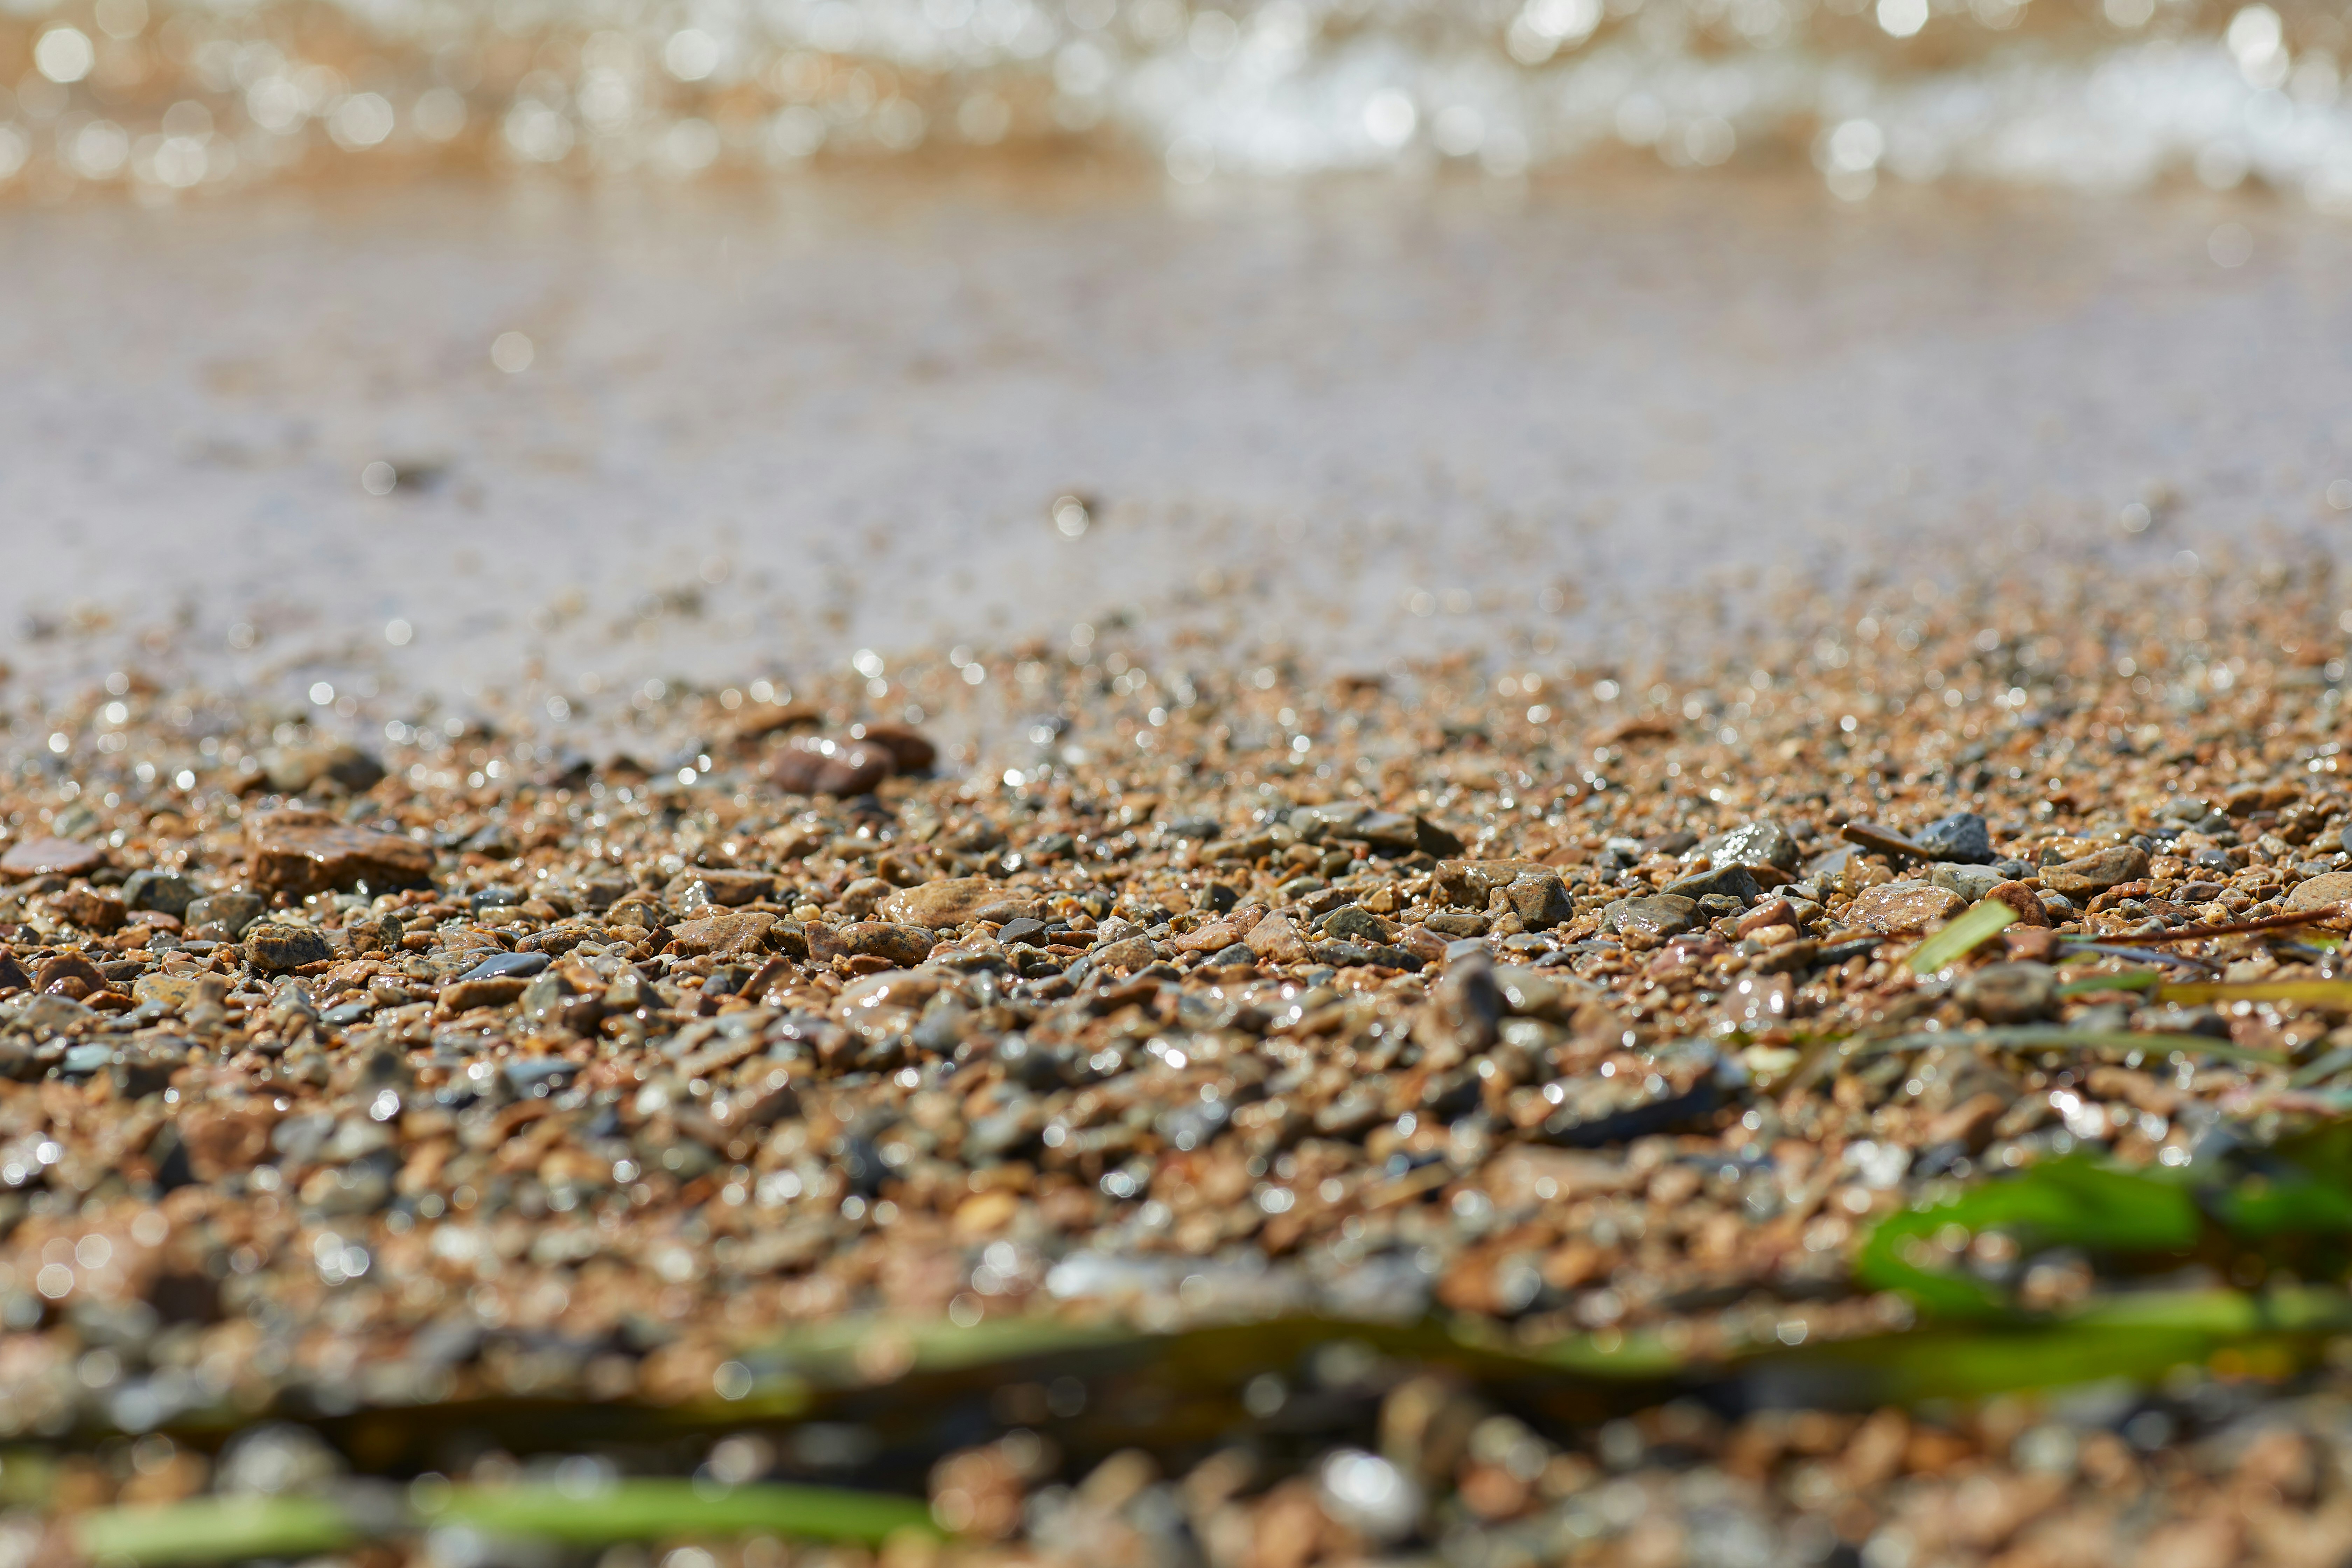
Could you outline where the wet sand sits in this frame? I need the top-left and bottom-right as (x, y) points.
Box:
(7, 170), (2350, 722)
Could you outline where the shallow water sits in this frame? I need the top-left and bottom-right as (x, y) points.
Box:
(6, 170), (2351, 717)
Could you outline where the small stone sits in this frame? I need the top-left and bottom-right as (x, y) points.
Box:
(1245, 913), (1309, 965)
(1433, 860), (1552, 908)
(1321, 904), (1398, 944)
(121, 869), (198, 919)
(1504, 872), (1576, 929)
(438, 976), (530, 1014)
(457, 951), (551, 983)
(1660, 864), (1760, 904)
(854, 723), (937, 773)
(51, 886), (126, 933)
(770, 735), (894, 796)
(2287, 871), (2352, 913)
(245, 923), (334, 972)
(1091, 936), (1157, 973)
(1699, 820), (1801, 874)
(184, 891), (267, 940)
(1, 836), (101, 879)
(1172, 906), (1267, 954)
(840, 922), (937, 967)
(667, 911), (779, 960)
(1928, 863), (2004, 903)
(1848, 881), (1966, 934)
(664, 868), (776, 908)
(262, 743), (386, 795)
(1984, 881), (2052, 927)
(246, 810), (434, 896)
(1956, 962), (2059, 1023)
(2038, 846), (2151, 897)
(1603, 895), (1699, 938)
(1914, 811), (1995, 864)
(881, 878), (1044, 929)
(1423, 912), (1490, 938)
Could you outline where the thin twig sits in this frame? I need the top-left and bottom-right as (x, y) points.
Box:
(2084, 902), (2352, 945)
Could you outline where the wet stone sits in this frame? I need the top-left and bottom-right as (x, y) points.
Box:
(1660, 864), (1760, 904)
(246, 810), (434, 896)
(245, 924), (334, 973)
(1956, 961), (2059, 1023)
(2039, 845), (2150, 897)
(882, 878), (1043, 929)
(2287, 871), (2352, 913)
(121, 868), (198, 918)
(1914, 811), (1995, 864)
(1603, 895), (1700, 938)
(1700, 819), (1801, 873)
(1847, 880), (1966, 934)
(1929, 862), (2004, 903)
(184, 892), (267, 940)
(1, 836), (101, 879)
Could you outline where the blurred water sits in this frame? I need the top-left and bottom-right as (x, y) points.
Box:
(6, 172), (2350, 718)
(5, 0), (2352, 204)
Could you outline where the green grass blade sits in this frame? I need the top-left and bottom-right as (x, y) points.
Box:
(429, 1479), (937, 1546)
(76, 1496), (357, 1566)
(1908, 901), (2018, 975)
(2158, 979), (2352, 1008)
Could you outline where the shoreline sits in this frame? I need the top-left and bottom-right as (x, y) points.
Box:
(4, 562), (2352, 1563)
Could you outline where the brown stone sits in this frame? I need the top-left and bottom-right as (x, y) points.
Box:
(769, 736), (894, 796)
(2038, 845), (2151, 898)
(663, 868), (776, 908)
(1848, 880), (1965, 934)
(51, 887), (125, 933)
(667, 911), (778, 960)
(246, 810), (433, 896)
(34, 952), (107, 998)
(437, 976), (530, 1015)
(1244, 912), (1309, 965)
(1984, 880), (2051, 927)
(2287, 871), (2352, 914)
(178, 1105), (276, 1180)
(1433, 859), (1551, 908)
(1, 837), (101, 879)
(854, 723), (937, 773)
(1090, 936), (1158, 973)
(839, 921), (937, 968)
(1172, 904), (1268, 954)
(880, 878), (1044, 930)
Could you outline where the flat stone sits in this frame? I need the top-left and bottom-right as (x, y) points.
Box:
(1914, 811), (1995, 864)
(769, 736), (894, 796)
(1172, 905), (1266, 954)
(1956, 962), (2058, 1024)
(1504, 872), (1577, 929)
(1434, 860), (1550, 908)
(664, 868), (776, 908)
(438, 976), (530, 1014)
(245, 924), (334, 973)
(121, 869), (198, 918)
(1699, 820), (1801, 873)
(185, 892), (267, 940)
(2287, 871), (2352, 913)
(840, 922), (937, 967)
(667, 911), (778, 960)
(881, 878), (1044, 930)
(1245, 912), (1310, 964)
(1090, 935), (1158, 973)
(1, 836), (101, 879)
(1928, 863), (2004, 903)
(1848, 880), (1966, 934)
(2039, 845), (2151, 897)
(1603, 894), (1699, 938)
(457, 951), (551, 983)
(1660, 864), (1760, 904)
(262, 743), (387, 796)
(246, 810), (433, 896)
(1321, 904), (1398, 944)
(854, 723), (937, 773)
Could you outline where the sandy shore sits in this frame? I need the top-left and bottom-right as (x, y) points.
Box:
(6, 171), (2349, 726)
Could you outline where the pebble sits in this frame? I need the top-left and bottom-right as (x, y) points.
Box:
(243, 923), (334, 973)
(882, 878), (1042, 929)
(245, 810), (434, 896)
(1847, 880), (1966, 933)
(1914, 810), (1995, 863)
(1603, 894), (1699, 937)
(0, 836), (101, 878)
(2287, 870), (2352, 912)
(770, 735), (895, 796)
(2038, 845), (2152, 897)
(1928, 862), (2004, 903)
(1955, 961), (2059, 1023)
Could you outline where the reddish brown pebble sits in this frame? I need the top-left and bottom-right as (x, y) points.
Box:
(0, 836), (101, 878)
(770, 734), (896, 795)
(245, 809), (434, 896)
